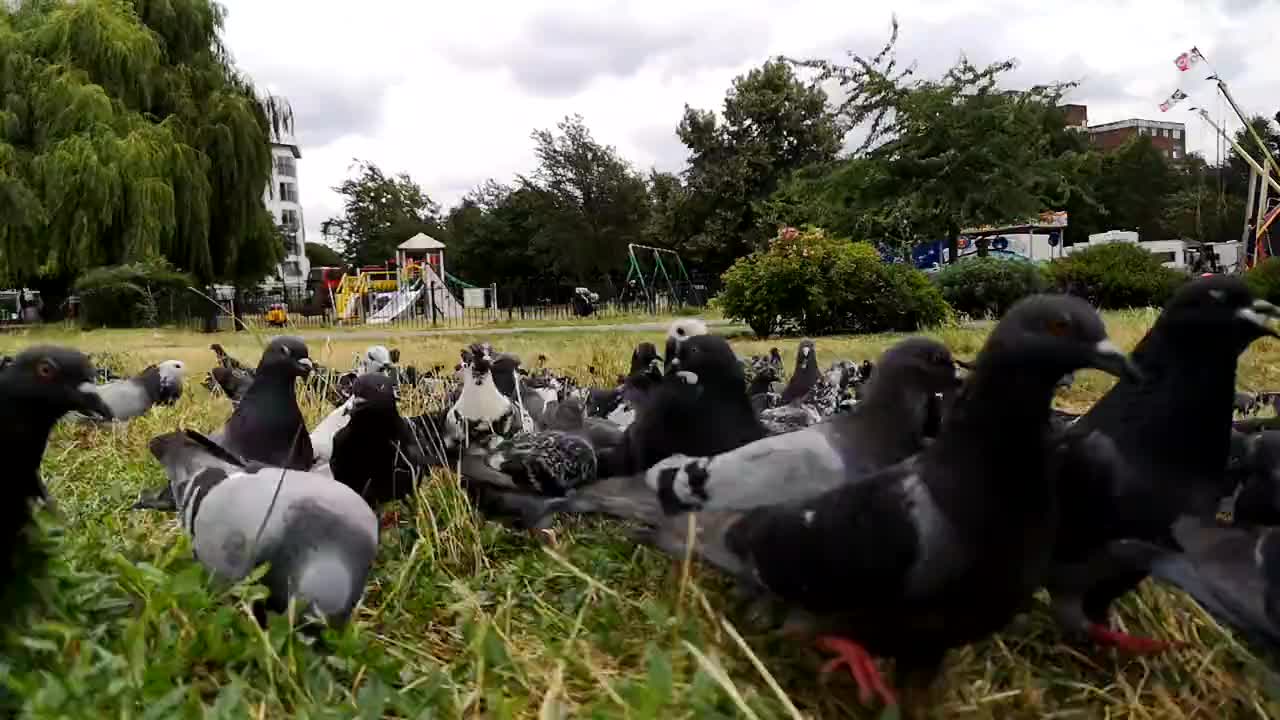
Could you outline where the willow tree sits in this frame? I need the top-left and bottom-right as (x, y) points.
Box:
(0, 0), (291, 300)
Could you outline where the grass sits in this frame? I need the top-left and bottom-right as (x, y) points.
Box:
(2, 308), (1280, 719)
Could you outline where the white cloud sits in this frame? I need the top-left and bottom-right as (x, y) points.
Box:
(217, 0), (1280, 249)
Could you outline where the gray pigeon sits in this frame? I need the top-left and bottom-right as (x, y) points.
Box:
(148, 429), (378, 626)
(638, 294), (1140, 713)
(647, 337), (964, 514)
(1079, 517), (1280, 659)
(71, 360), (186, 422)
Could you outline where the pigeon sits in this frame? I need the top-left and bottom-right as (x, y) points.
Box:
(539, 396), (625, 450)
(210, 343), (249, 372)
(1047, 276), (1280, 655)
(220, 336), (316, 470)
(601, 333), (766, 478)
(71, 360), (186, 422)
(641, 294), (1140, 711)
(779, 339), (819, 405)
(747, 355), (783, 414)
(1231, 431), (1280, 527)
(487, 352), (541, 430)
(330, 374), (432, 511)
(0, 354), (13, 371)
(662, 317), (708, 373)
(209, 365), (253, 403)
(601, 342), (666, 429)
(561, 337), (960, 528)
(447, 343), (520, 447)
(147, 430), (378, 626)
(356, 345), (393, 376)
(1235, 390), (1261, 417)
(646, 337), (963, 515)
(0, 346), (111, 618)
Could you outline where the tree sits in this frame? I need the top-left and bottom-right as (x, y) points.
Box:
(305, 241), (344, 268)
(1091, 136), (1177, 240)
(788, 19), (1090, 262)
(525, 115), (650, 283)
(0, 0), (291, 311)
(321, 160), (443, 267)
(444, 181), (558, 293)
(676, 59), (842, 274)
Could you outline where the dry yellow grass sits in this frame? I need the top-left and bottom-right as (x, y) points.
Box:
(1, 309), (1279, 718)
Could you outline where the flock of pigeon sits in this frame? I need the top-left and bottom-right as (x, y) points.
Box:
(8, 275), (1280, 714)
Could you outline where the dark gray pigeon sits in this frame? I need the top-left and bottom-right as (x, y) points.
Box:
(778, 339), (819, 405)
(72, 360), (186, 422)
(599, 333), (765, 479)
(639, 294), (1140, 712)
(1231, 430), (1280, 527)
(1047, 276), (1280, 655)
(148, 429), (378, 626)
(330, 373), (432, 512)
(559, 337), (960, 529)
(0, 346), (111, 618)
(1078, 517), (1280, 659)
(221, 336), (315, 470)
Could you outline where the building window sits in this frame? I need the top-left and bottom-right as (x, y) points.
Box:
(278, 182), (298, 203)
(275, 156), (296, 177)
(1172, 129), (1182, 139)
(281, 208), (300, 232)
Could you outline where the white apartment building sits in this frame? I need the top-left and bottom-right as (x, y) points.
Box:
(262, 140), (310, 289)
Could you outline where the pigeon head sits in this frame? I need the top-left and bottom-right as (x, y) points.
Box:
(464, 343), (494, 381)
(1154, 275), (1280, 351)
(671, 334), (744, 388)
(0, 345), (112, 421)
(360, 345), (393, 375)
(981, 294), (1140, 383)
(664, 318), (709, 372)
(795, 339), (816, 368)
(876, 337), (962, 394)
(158, 360), (186, 384)
(259, 336), (313, 377)
(630, 342), (662, 377)
(347, 373), (399, 415)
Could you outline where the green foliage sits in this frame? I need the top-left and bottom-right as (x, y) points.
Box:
(304, 241), (344, 269)
(785, 20), (1090, 258)
(935, 256), (1048, 318)
(0, 0), (290, 288)
(670, 59), (842, 274)
(73, 259), (195, 328)
(1045, 243), (1188, 310)
(718, 226), (951, 337)
(322, 160), (443, 268)
(1246, 257), (1280, 306)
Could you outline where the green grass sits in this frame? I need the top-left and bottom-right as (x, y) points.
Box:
(2, 310), (1280, 718)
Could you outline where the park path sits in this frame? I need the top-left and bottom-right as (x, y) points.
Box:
(290, 318), (739, 340)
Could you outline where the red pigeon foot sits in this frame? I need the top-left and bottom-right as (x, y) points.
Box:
(380, 510), (400, 529)
(1087, 623), (1182, 655)
(816, 635), (898, 707)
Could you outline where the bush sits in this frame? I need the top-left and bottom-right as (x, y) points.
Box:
(74, 260), (196, 328)
(1045, 242), (1187, 310)
(934, 256), (1048, 319)
(718, 226), (952, 337)
(1246, 257), (1280, 306)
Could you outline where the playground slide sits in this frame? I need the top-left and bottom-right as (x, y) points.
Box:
(367, 279), (424, 325)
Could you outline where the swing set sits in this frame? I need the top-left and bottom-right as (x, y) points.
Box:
(618, 244), (703, 312)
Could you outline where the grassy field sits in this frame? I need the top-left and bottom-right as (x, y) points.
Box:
(3, 309), (1280, 719)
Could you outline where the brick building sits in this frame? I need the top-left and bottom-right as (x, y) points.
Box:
(1087, 118), (1187, 161)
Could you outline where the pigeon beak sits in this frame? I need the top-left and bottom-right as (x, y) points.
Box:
(76, 382), (113, 420)
(1086, 339), (1142, 383)
(1238, 299), (1280, 338)
(296, 357), (314, 375)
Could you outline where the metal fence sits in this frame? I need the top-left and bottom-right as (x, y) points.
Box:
(174, 279), (711, 333)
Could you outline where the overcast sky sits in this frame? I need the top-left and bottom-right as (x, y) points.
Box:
(218, 0), (1280, 248)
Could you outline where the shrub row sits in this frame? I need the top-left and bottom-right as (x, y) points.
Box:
(718, 229), (1204, 337)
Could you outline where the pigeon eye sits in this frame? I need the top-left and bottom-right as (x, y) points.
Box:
(1045, 318), (1071, 337)
(35, 359), (57, 380)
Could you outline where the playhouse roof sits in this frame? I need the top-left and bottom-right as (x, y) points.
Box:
(399, 233), (445, 251)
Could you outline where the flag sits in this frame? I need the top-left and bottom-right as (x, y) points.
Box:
(1159, 88), (1188, 112)
(1174, 47), (1204, 72)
